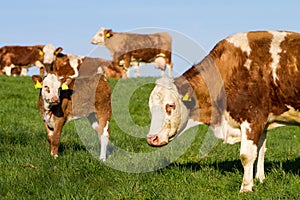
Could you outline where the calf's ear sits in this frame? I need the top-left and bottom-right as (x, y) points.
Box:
(31, 75), (43, 89)
(54, 47), (63, 55)
(105, 29), (113, 38)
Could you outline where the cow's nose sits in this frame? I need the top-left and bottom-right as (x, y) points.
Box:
(50, 96), (59, 103)
(147, 134), (159, 146)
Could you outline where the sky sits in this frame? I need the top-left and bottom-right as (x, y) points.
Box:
(1, 0), (299, 76)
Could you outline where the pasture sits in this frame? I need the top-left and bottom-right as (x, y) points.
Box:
(0, 76), (299, 199)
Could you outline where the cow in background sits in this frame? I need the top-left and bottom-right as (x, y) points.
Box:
(0, 44), (59, 76)
(50, 49), (122, 80)
(91, 28), (173, 78)
(146, 31), (300, 192)
(32, 72), (112, 160)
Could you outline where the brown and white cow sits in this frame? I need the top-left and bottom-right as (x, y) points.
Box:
(146, 30), (300, 192)
(50, 51), (122, 79)
(91, 28), (173, 78)
(0, 44), (59, 76)
(32, 72), (112, 161)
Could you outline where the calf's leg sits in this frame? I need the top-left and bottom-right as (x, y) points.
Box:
(255, 131), (267, 182)
(88, 113), (110, 161)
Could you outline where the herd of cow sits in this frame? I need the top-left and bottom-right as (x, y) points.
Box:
(2, 28), (300, 193)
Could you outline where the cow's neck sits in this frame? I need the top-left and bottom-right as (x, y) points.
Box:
(175, 56), (225, 126)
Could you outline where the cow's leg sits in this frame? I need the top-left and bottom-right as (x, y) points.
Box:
(88, 113), (110, 161)
(132, 62), (140, 78)
(4, 64), (14, 76)
(123, 55), (131, 79)
(47, 119), (64, 158)
(255, 131), (267, 182)
(239, 121), (258, 193)
(20, 67), (28, 76)
(167, 63), (173, 78)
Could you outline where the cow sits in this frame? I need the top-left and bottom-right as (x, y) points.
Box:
(32, 72), (112, 161)
(91, 28), (173, 78)
(49, 50), (122, 80)
(146, 30), (300, 192)
(0, 44), (59, 76)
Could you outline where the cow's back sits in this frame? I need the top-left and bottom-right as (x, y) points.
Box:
(210, 31), (300, 123)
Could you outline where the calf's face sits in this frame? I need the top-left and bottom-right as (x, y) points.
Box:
(32, 74), (62, 108)
(42, 74), (61, 106)
(42, 44), (63, 65)
(91, 28), (112, 45)
(147, 78), (190, 146)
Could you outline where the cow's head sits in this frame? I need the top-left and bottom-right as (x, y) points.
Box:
(42, 44), (63, 65)
(146, 78), (191, 146)
(91, 27), (113, 45)
(32, 74), (64, 110)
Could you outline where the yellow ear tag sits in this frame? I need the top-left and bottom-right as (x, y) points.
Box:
(39, 50), (44, 56)
(61, 83), (69, 90)
(182, 93), (191, 102)
(34, 80), (42, 89)
(106, 33), (111, 38)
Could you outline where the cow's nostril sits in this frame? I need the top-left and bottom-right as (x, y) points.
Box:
(51, 96), (59, 103)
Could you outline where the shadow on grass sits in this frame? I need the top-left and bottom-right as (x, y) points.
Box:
(58, 142), (87, 153)
(170, 157), (300, 176)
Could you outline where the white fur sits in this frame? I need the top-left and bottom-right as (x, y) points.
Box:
(269, 31), (288, 84)
(67, 54), (84, 79)
(226, 32), (251, 56)
(239, 121), (257, 192)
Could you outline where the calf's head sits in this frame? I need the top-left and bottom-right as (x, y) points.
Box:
(42, 44), (63, 66)
(147, 78), (190, 146)
(91, 27), (113, 45)
(32, 74), (62, 110)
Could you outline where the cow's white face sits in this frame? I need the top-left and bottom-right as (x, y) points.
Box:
(42, 44), (57, 64)
(42, 74), (61, 109)
(91, 28), (106, 45)
(147, 78), (190, 146)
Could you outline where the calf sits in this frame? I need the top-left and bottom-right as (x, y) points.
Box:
(146, 31), (300, 192)
(51, 52), (122, 79)
(91, 28), (173, 78)
(0, 44), (59, 76)
(32, 72), (112, 160)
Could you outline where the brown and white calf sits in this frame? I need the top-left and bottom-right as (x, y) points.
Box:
(50, 51), (122, 79)
(146, 30), (300, 192)
(32, 73), (112, 160)
(91, 28), (173, 78)
(0, 44), (59, 76)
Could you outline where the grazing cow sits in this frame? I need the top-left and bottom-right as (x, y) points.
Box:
(146, 30), (300, 192)
(0, 44), (59, 76)
(91, 28), (173, 78)
(32, 72), (112, 160)
(50, 51), (122, 79)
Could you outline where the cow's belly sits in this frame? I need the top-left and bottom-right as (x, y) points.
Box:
(268, 105), (300, 128)
(212, 112), (242, 144)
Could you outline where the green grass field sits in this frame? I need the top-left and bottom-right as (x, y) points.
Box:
(0, 76), (299, 199)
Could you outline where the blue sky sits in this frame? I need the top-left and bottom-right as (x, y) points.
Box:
(1, 0), (299, 75)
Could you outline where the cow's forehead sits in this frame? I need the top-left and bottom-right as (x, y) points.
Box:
(150, 80), (180, 106)
(43, 74), (61, 87)
(43, 44), (55, 53)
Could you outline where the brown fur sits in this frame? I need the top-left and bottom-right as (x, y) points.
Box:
(175, 30), (300, 144)
(0, 45), (45, 75)
(51, 53), (122, 78)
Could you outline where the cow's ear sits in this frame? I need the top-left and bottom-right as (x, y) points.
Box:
(105, 29), (113, 38)
(38, 49), (44, 56)
(32, 75), (43, 89)
(61, 77), (73, 90)
(54, 47), (63, 55)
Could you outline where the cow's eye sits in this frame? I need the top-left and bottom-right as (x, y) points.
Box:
(99, 33), (103, 37)
(165, 103), (176, 115)
(44, 85), (50, 93)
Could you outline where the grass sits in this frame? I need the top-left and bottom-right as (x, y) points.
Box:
(0, 76), (299, 199)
